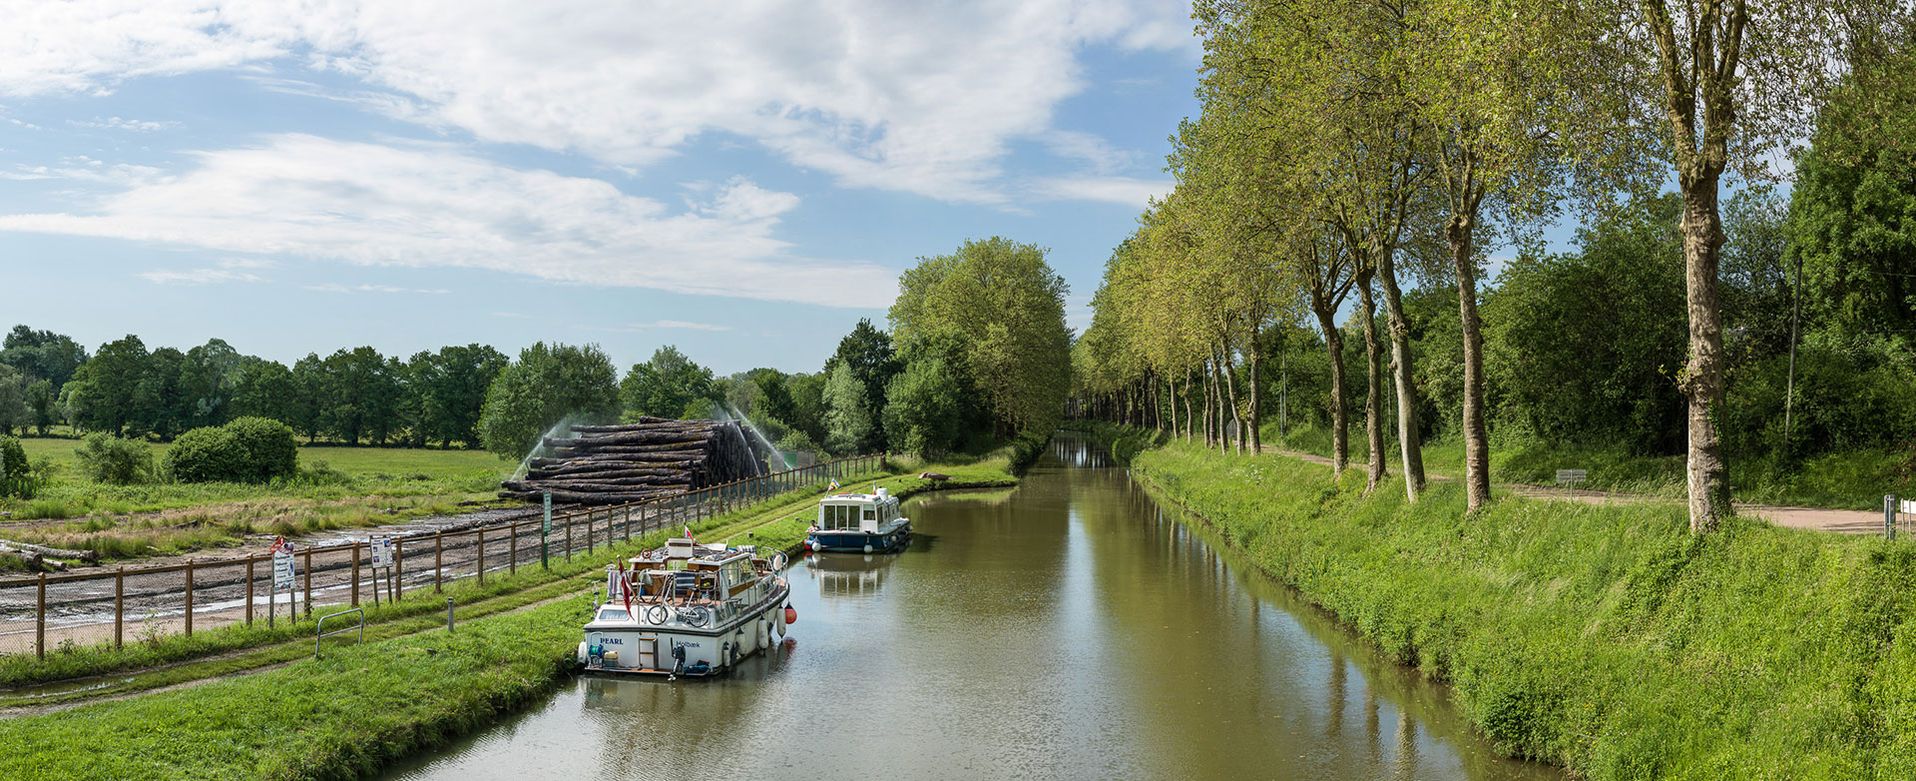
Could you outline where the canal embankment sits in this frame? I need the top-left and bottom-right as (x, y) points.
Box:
(1100, 426), (1916, 780)
(0, 459), (1017, 780)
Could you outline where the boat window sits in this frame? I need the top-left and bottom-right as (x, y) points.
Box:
(862, 508), (876, 521)
(597, 608), (627, 621)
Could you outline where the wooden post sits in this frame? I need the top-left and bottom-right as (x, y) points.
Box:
(393, 539), (404, 602)
(35, 572), (45, 660)
(564, 513), (573, 562)
(623, 505), (631, 541)
(114, 566), (125, 650)
(434, 531), (443, 593)
(350, 542), (361, 607)
(246, 557), (256, 625)
(477, 528), (486, 585)
(510, 521), (518, 575)
(302, 550), (313, 618)
(586, 510), (594, 555)
(184, 558), (194, 637)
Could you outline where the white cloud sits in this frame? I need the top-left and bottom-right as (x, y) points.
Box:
(0, 156), (165, 185)
(305, 283), (449, 295)
(1033, 175), (1172, 207)
(599, 320), (734, 333)
(0, 1), (1193, 202)
(0, 134), (896, 308)
(69, 115), (180, 132)
(139, 258), (268, 285)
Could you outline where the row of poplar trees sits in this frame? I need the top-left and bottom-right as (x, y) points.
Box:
(1074, 0), (1911, 531)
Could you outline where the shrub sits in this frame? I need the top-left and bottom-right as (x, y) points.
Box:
(163, 427), (245, 483)
(73, 433), (154, 485)
(224, 417), (299, 482)
(0, 436), (33, 498)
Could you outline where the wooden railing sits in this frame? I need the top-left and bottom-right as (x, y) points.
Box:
(0, 454), (883, 659)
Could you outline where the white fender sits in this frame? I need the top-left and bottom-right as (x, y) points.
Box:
(757, 619), (770, 650)
(577, 641), (590, 665)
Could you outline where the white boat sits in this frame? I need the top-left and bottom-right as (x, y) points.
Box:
(804, 486), (911, 554)
(578, 537), (793, 677)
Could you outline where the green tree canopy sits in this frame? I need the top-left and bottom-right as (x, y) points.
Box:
(619, 345), (718, 421)
(478, 342), (621, 459)
(890, 237), (1071, 436)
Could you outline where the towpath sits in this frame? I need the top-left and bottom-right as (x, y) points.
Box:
(1248, 444), (1885, 534)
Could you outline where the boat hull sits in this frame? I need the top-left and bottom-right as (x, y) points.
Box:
(808, 523), (911, 554)
(579, 580), (790, 677)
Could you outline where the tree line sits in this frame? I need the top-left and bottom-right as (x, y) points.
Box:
(518, 237), (1075, 464)
(0, 326), (511, 449)
(1073, 0), (1914, 531)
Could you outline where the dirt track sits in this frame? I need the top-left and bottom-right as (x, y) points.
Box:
(1260, 445), (1886, 534)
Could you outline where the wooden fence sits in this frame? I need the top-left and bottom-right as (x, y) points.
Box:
(0, 454), (882, 659)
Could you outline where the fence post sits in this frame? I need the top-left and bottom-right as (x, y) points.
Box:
(302, 550), (313, 618)
(184, 558), (194, 637)
(477, 528), (486, 585)
(1889, 495), (1899, 541)
(35, 572), (45, 660)
(114, 566), (125, 650)
(246, 557), (256, 625)
(565, 512), (573, 562)
(624, 505), (631, 541)
(510, 521), (519, 575)
(394, 539), (404, 602)
(350, 542), (362, 607)
(434, 531), (444, 592)
(586, 510), (594, 555)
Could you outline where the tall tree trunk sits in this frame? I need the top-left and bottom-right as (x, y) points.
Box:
(1679, 175), (1732, 532)
(1249, 321), (1263, 456)
(1211, 356), (1231, 455)
(1447, 208), (1492, 513)
(1220, 345), (1244, 456)
(1375, 252), (1426, 501)
(1167, 375), (1179, 437)
(1357, 269), (1387, 493)
(1312, 304), (1350, 474)
(1172, 371), (1187, 442)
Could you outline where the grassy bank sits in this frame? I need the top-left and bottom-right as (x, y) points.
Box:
(1127, 436), (1916, 780)
(1264, 421), (1911, 510)
(2, 440), (512, 556)
(0, 458), (1018, 779)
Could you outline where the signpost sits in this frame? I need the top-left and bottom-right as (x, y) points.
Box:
(270, 538), (296, 628)
(542, 491), (552, 570)
(370, 536), (395, 605)
(1555, 469), (1588, 487)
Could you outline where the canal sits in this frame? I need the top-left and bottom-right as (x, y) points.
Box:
(386, 436), (1557, 780)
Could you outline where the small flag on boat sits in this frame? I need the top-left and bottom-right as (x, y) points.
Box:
(683, 525), (693, 540)
(828, 478), (842, 490)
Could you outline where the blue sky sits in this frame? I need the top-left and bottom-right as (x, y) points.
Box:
(0, 2), (1201, 375)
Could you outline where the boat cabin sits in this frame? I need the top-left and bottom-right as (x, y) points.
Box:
(816, 487), (903, 534)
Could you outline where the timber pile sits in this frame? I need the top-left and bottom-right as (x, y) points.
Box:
(500, 418), (767, 505)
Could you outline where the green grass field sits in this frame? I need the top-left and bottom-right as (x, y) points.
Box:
(1126, 435), (1916, 780)
(2, 437), (511, 558)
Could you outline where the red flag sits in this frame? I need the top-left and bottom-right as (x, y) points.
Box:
(618, 559), (636, 620)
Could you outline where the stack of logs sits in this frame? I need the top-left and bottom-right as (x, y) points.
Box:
(500, 418), (767, 505)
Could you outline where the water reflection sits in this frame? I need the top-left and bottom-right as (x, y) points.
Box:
(385, 434), (1558, 781)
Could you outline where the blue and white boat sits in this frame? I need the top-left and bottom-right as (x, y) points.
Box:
(805, 487), (910, 554)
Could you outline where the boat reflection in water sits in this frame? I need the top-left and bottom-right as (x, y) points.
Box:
(805, 551), (900, 599)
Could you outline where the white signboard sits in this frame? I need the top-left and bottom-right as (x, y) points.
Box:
(371, 537), (395, 570)
(272, 547), (297, 592)
(1556, 469), (1588, 485)
(1902, 499), (1916, 516)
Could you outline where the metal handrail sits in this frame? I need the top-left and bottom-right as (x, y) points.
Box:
(315, 607), (364, 657)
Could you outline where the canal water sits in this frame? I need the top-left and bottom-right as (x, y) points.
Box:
(386, 436), (1557, 780)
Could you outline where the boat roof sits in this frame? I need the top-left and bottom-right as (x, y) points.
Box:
(822, 491), (893, 504)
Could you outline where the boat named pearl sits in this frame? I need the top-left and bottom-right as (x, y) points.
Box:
(578, 537), (793, 678)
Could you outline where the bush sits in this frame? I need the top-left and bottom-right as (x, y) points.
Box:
(163, 427), (245, 483)
(74, 433), (154, 485)
(0, 436), (34, 498)
(224, 417), (299, 482)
